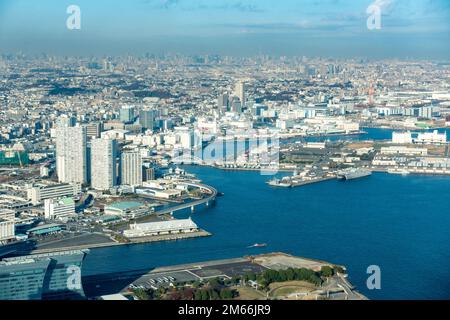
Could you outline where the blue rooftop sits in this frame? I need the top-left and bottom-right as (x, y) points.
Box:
(106, 201), (143, 211)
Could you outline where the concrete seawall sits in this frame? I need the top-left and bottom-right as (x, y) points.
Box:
(30, 230), (212, 255)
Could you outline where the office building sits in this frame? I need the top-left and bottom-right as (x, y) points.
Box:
(119, 105), (135, 124)
(230, 96), (242, 113)
(418, 106), (434, 119)
(217, 94), (229, 111)
(27, 183), (81, 205)
(44, 197), (76, 221)
(416, 130), (447, 144)
(0, 209), (15, 242)
(56, 124), (87, 185)
(143, 167), (155, 182)
(91, 138), (117, 191)
(85, 122), (102, 139)
(121, 151), (143, 186)
(139, 109), (159, 131)
(392, 132), (413, 144)
(175, 127), (195, 150)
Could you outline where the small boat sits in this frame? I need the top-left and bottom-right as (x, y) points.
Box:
(388, 169), (410, 176)
(248, 243), (268, 248)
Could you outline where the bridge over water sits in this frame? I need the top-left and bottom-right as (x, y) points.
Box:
(153, 182), (218, 216)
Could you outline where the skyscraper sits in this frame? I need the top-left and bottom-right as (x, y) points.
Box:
(91, 138), (117, 191)
(119, 105), (135, 124)
(56, 123), (87, 185)
(235, 81), (246, 105)
(230, 96), (242, 114)
(139, 108), (159, 131)
(217, 94), (229, 111)
(121, 151), (143, 186)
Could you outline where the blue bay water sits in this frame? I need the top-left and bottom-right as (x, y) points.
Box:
(83, 128), (450, 300)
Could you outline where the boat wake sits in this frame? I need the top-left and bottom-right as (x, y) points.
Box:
(247, 243), (267, 248)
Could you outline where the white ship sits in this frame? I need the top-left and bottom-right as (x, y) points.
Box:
(337, 168), (372, 180)
(267, 178), (292, 188)
(387, 169), (410, 176)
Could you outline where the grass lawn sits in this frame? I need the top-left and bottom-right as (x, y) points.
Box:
(268, 281), (316, 298)
(233, 286), (267, 300)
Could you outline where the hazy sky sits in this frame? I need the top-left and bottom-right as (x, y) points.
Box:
(0, 0), (449, 58)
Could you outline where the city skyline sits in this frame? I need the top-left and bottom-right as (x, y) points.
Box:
(0, 0), (449, 58)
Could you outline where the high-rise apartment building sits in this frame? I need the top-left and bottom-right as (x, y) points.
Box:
(234, 81), (246, 105)
(91, 138), (117, 191)
(56, 123), (87, 185)
(121, 151), (143, 186)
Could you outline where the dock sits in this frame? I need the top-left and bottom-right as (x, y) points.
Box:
(29, 230), (212, 255)
(128, 230), (212, 244)
(371, 166), (450, 176)
(290, 176), (336, 187)
(268, 175), (336, 188)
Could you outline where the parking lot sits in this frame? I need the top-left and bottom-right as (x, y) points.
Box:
(126, 260), (268, 291)
(130, 270), (198, 290)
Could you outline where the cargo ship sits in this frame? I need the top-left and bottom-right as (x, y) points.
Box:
(337, 168), (372, 180)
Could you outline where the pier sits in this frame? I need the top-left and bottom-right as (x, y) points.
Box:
(290, 176), (336, 187)
(372, 166), (450, 176)
(268, 173), (337, 188)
